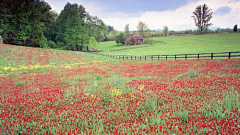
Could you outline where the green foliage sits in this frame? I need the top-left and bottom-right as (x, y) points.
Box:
(88, 36), (99, 51)
(0, 1), (108, 51)
(0, 35), (2, 44)
(48, 40), (57, 48)
(143, 38), (157, 44)
(107, 30), (117, 41)
(188, 69), (198, 78)
(14, 81), (24, 87)
(115, 32), (127, 45)
(56, 3), (87, 51)
(176, 73), (185, 79)
(0, 0), (53, 47)
(137, 21), (149, 37)
(163, 26), (169, 37)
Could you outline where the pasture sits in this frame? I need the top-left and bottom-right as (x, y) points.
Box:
(0, 43), (239, 134)
(99, 33), (240, 56)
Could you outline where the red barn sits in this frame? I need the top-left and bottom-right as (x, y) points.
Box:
(132, 35), (144, 45)
(123, 35), (144, 45)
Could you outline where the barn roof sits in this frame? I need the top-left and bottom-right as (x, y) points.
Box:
(133, 35), (143, 40)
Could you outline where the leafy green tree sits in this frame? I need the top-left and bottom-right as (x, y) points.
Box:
(137, 21), (150, 38)
(107, 29), (117, 41)
(0, 0), (52, 47)
(163, 26), (169, 37)
(56, 3), (88, 50)
(192, 4), (213, 34)
(45, 11), (58, 43)
(85, 15), (108, 42)
(115, 32), (127, 45)
(88, 36), (98, 51)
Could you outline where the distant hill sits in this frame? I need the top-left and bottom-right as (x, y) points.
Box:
(209, 27), (221, 30)
(155, 29), (163, 32)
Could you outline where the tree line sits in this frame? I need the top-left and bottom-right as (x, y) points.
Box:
(0, 0), (110, 51)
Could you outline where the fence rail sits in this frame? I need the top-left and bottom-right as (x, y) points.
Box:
(92, 51), (240, 60)
(110, 44), (155, 52)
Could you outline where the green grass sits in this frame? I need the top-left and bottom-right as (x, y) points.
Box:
(99, 33), (240, 56)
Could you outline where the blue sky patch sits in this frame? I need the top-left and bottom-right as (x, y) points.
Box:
(214, 6), (232, 15)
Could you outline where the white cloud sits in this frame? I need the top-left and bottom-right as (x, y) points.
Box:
(47, 0), (240, 31)
(101, 0), (240, 31)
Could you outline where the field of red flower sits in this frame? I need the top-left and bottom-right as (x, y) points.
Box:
(0, 44), (239, 134)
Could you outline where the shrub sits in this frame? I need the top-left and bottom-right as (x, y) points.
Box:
(143, 38), (157, 44)
(48, 40), (57, 48)
(115, 32), (127, 45)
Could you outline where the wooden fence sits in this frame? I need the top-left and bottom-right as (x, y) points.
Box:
(110, 44), (155, 52)
(92, 51), (240, 60)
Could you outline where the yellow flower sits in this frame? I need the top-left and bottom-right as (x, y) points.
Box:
(205, 75), (211, 80)
(110, 88), (122, 97)
(90, 94), (96, 98)
(138, 84), (145, 90)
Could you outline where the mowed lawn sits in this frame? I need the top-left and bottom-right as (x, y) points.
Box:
(99, 33), (240, 56)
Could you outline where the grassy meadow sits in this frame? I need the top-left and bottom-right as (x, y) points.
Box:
(99, 33), (240, 56)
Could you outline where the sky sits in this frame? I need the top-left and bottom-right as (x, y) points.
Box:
(45, 0), (240, 31)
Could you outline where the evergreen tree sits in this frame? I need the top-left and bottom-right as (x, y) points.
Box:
(233, 25), (238, 32)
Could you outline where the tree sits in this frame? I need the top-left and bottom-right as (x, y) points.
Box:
(233, 25), (238, 32)
(107, 29), (117, 41)
(88, 36), (98, 51)
(56, 3), (88, 50)
(137, 21), (150, 37)
(163, 26), (169, 37)
(115, 32), (127, 45)
(192, 4), (213, 34)
(85, 15), (108, 42)
(124, 24), (130, 36)
(0, 0), (52, 47)
(0, 35), (3, 44)
(107, 25), (114, 33)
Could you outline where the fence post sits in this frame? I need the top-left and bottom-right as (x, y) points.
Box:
(140, 56), (141, 60)
(175, 55), (176, 60)
(158, 55), (160, 60)
(166, 55), (167, 60)
(185, 54), (187, 60)
(145, 56), (146, 60)
(135, 56), (136, 60)
(197, 54), (200, 59)
(211, 53), (213, 59)
(151, 56), (153, 60)
(228, 52), (231, 59)
(131, 56), (132, 60)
